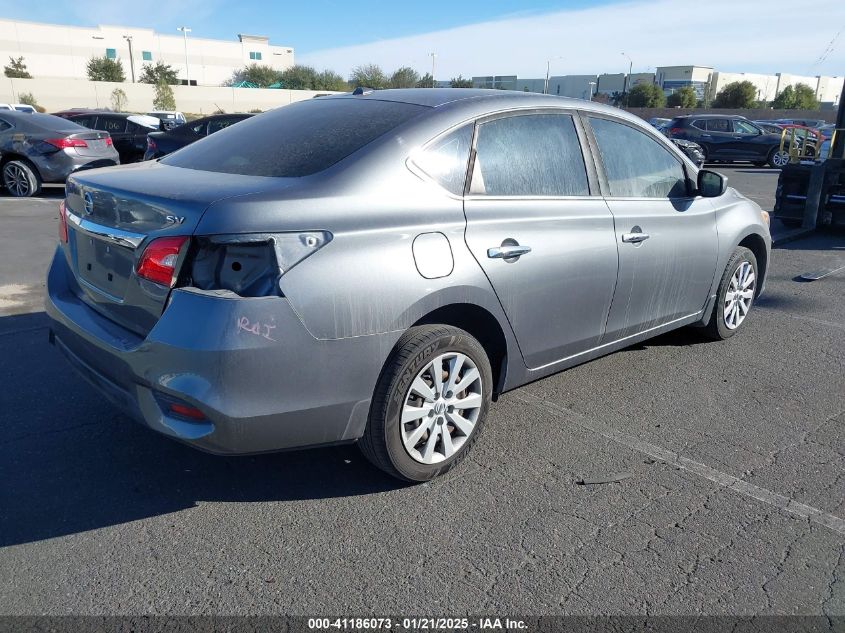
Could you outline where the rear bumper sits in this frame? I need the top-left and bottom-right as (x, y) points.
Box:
(34, 151), (119, 183)
(45, 246), (394, 455)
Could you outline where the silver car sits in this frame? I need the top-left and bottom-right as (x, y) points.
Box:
(45, 89), (771, 481)
(1, 111), (119, 197)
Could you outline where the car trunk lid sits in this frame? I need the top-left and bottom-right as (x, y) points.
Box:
(64, 130), (114, 158)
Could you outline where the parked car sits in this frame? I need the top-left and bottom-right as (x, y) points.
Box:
(667, 115), (789, 167)
(771, 118), (825, 129)
(65, 112), (159, 163)
(144, 113), (253, 160)
(753, 121), (786, 135)
(46, 89), (771, 481)
(1, 111), (118, 197)
(670, 138), (705, 167)
(0, 103), (37, 113)
(146, 110), (187, 130)
(648, 117), (670, 128)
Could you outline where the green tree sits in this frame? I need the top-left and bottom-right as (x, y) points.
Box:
(227, 64), (280, 88)
(416, 72), (435, 88)
(667, 85), (697, 108)
(772, 83), (819, 110)
(4, 56), (31, 79)
(153, 81), (176, 110)
(87, 56), (125, 82)
(349, 64), (387, 89)
(712, 81), (757, 108)
(279, 64), (320, 89)
(627, 83), (666, 107)
(139, 61), (179, 85)
(449, 75), (473, 88)
(110, 88), (128, 111)
(17, 92), (44, 111)
(316, 69), (348, 91)
(388, 66), (419, 88)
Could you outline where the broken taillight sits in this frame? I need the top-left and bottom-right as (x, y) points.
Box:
(136, 236), (189, 287)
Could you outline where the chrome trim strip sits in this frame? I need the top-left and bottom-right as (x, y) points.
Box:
(65, 208), (146, 249)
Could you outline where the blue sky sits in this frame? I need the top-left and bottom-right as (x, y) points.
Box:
(1, 0), (843, 79)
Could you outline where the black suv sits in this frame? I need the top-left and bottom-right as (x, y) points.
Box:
(64, 112), (159, 164)
(666, 115), (790, 168)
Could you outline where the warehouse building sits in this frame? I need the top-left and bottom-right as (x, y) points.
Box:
(0, 18), (294, 86)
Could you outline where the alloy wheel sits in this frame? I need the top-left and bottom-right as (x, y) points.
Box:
(724, 261), (755, 330)
(400, 352), (483, 464)
(772, 150), (789, 168)
(3, 163), (31, 197)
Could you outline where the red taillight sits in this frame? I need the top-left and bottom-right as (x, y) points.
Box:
(58, 200), (68, 243)
(669, 127), (683, 136)
(45, 137), (88, 149)
(146, 137), (156, 151)
(105, 136), (113, 146)
(136, 236), (189, 287)
(168, 402), (206, 420)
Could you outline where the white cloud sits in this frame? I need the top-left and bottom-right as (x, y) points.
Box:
(299, 0), (845, 80)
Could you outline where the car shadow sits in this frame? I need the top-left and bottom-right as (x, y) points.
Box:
(0, 312), (405, 547)
(620, 326), (711, 352)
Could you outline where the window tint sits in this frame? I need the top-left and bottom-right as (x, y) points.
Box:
(590, 117), (688, 199)
(70, 115), (94, 128)
(691, 120), (708, 131)
(733, 120), (760, 134)
(473, 114), (589, 196)
(706, 119), (730, 132)
(142, 51), (152, 61)
(0, 119), (10, 131)
(96, 117), (127, 134)
(162, 98), (427, 177)
(189, 121), (208, 135)
(208, 118), (239, 135)
(413, 125), (472, 195)
(106, 48), (116, 59)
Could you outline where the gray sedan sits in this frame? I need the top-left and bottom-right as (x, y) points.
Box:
(45, 89), (771, 481)
(1, 111), (119, 197)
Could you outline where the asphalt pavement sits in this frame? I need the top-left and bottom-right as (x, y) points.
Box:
(0, 170), (842, 617)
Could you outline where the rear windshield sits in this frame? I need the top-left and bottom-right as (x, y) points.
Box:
(161, 98), (428, 177)
(21, 113), (88, 133)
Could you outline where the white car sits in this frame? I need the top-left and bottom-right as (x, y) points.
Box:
(0, 103), (36, 113)
(146, 110), (186, 130)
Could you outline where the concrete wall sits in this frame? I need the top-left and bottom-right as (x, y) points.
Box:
(0, 77), (335, 114)
(816, 76), (844, 105)
(0, 19), (294, 86)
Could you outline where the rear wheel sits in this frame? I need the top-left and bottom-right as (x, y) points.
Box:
(2, 160), (42, 197)
(359, 325), (492, 482)
(768, 148), (790, 168)
(705, 247), (758, 340)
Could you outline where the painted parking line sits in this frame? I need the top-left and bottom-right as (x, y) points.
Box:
(517, 392), (845, 536)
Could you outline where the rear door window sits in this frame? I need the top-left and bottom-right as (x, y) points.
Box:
(589, 117), (688, 199)
(208, 118), (239, 135)
(733, 120), (760, 134)
(471, 113), (589, 196)
(96, 116), (128, 134)
(412, 125), (472, 195)
(705, 119), (731, 133)
(162, 99), (427, 177)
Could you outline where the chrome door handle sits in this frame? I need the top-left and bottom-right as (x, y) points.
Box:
(487, 244), (532, 259)
(622, 232), (650, 244)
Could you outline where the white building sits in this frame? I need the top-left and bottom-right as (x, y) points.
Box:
(708, 71), (779, 103)
(0, 19), (294, 87)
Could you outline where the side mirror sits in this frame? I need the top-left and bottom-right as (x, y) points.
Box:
(698, 169), (727, 197)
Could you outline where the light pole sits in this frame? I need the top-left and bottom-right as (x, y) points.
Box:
(544, 56), (563, 95)
(429, 52), (436, 87)
(123, 35), (135, 82)
(588, 81), (596, 101)
(178, 26), (191, 86)
(621, 52), (633, 106)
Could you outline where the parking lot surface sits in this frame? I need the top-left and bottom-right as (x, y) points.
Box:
(0, 169), (843, 616)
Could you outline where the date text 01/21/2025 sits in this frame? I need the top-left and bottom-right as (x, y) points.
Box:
(307, 617), (528, 630)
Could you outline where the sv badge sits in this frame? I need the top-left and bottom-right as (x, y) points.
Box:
(166, 215), (186, 225)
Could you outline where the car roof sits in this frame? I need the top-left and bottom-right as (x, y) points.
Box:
(326, 87), (607, 110)
(673, 113), (748, 120)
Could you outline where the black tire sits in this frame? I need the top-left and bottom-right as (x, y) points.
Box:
(768, 147), (789, 169)
(705, 247), (758, 341)
(359, 325), (493, 482)
(1, 159), (42, 197)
